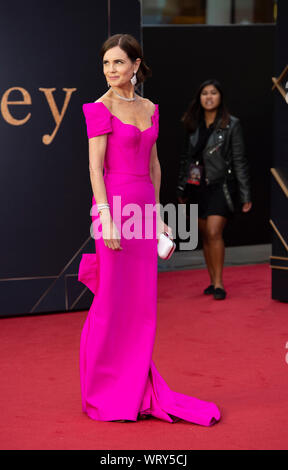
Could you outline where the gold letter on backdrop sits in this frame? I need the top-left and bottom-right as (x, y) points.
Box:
(39, 87), (77, 145)
(1, 87), (32, 125)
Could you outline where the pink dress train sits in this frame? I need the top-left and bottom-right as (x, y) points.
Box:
(78, 101), (220, 425)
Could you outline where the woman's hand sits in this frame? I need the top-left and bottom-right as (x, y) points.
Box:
(156, 214), (173, 240)
(242, 202), (252, 213)
(100, 211), (122, 250)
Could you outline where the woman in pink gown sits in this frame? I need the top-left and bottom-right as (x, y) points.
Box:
(78, 34), (220, 425)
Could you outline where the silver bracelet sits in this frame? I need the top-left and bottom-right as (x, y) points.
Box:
(97, 203), (110, 215)
(97, 203), (110, 209)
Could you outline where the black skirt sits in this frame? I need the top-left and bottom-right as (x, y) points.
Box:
(184, 179), (237, 219)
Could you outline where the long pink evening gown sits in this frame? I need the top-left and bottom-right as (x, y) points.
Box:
(78, 101), (220, 425)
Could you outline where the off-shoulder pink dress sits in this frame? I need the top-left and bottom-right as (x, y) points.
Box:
(78, 101), (220, 425)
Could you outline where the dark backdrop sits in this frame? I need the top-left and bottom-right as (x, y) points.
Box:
(143, 24), (275, 248)
(0, 0), (141, 317)
(270, 0), (288, 302)
(0, 3), (280, 317)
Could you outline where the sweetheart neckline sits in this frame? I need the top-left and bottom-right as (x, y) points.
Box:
(91, 101), (158, 133)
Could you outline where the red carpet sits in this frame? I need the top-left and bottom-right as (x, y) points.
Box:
(0, 263), (288, 450)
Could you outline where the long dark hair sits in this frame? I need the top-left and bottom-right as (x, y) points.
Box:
(182, 79), (230, 133)
(100, 34), (152, 84)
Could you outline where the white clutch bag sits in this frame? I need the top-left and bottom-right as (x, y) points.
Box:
(157, 232), (176, 260)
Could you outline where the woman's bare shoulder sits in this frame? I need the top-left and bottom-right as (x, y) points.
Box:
(138, 96), (156, 113)
(94, 93), (113, 111)
(94, 91), (109, 103)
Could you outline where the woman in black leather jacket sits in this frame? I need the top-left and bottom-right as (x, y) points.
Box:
(177, 79), (252, 300)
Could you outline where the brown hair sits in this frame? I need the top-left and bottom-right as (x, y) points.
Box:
(100, 34), (152, 85)
(182, 79), (230, 133)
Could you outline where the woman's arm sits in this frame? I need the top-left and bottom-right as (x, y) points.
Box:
(149, 143), (161, 206)
(88, 135), (109, 204)
(230, 120), (252, 211)
(150, 143), (173, 238)
(88, 135), (122, 250)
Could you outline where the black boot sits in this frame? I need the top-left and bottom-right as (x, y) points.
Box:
(203, 284), (215, 295)
(213, 287), (226, 300)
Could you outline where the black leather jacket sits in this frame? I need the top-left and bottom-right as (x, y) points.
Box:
(177, 115), (251, 204)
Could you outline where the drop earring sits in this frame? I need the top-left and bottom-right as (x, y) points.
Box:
(131, 72), (137, 86)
